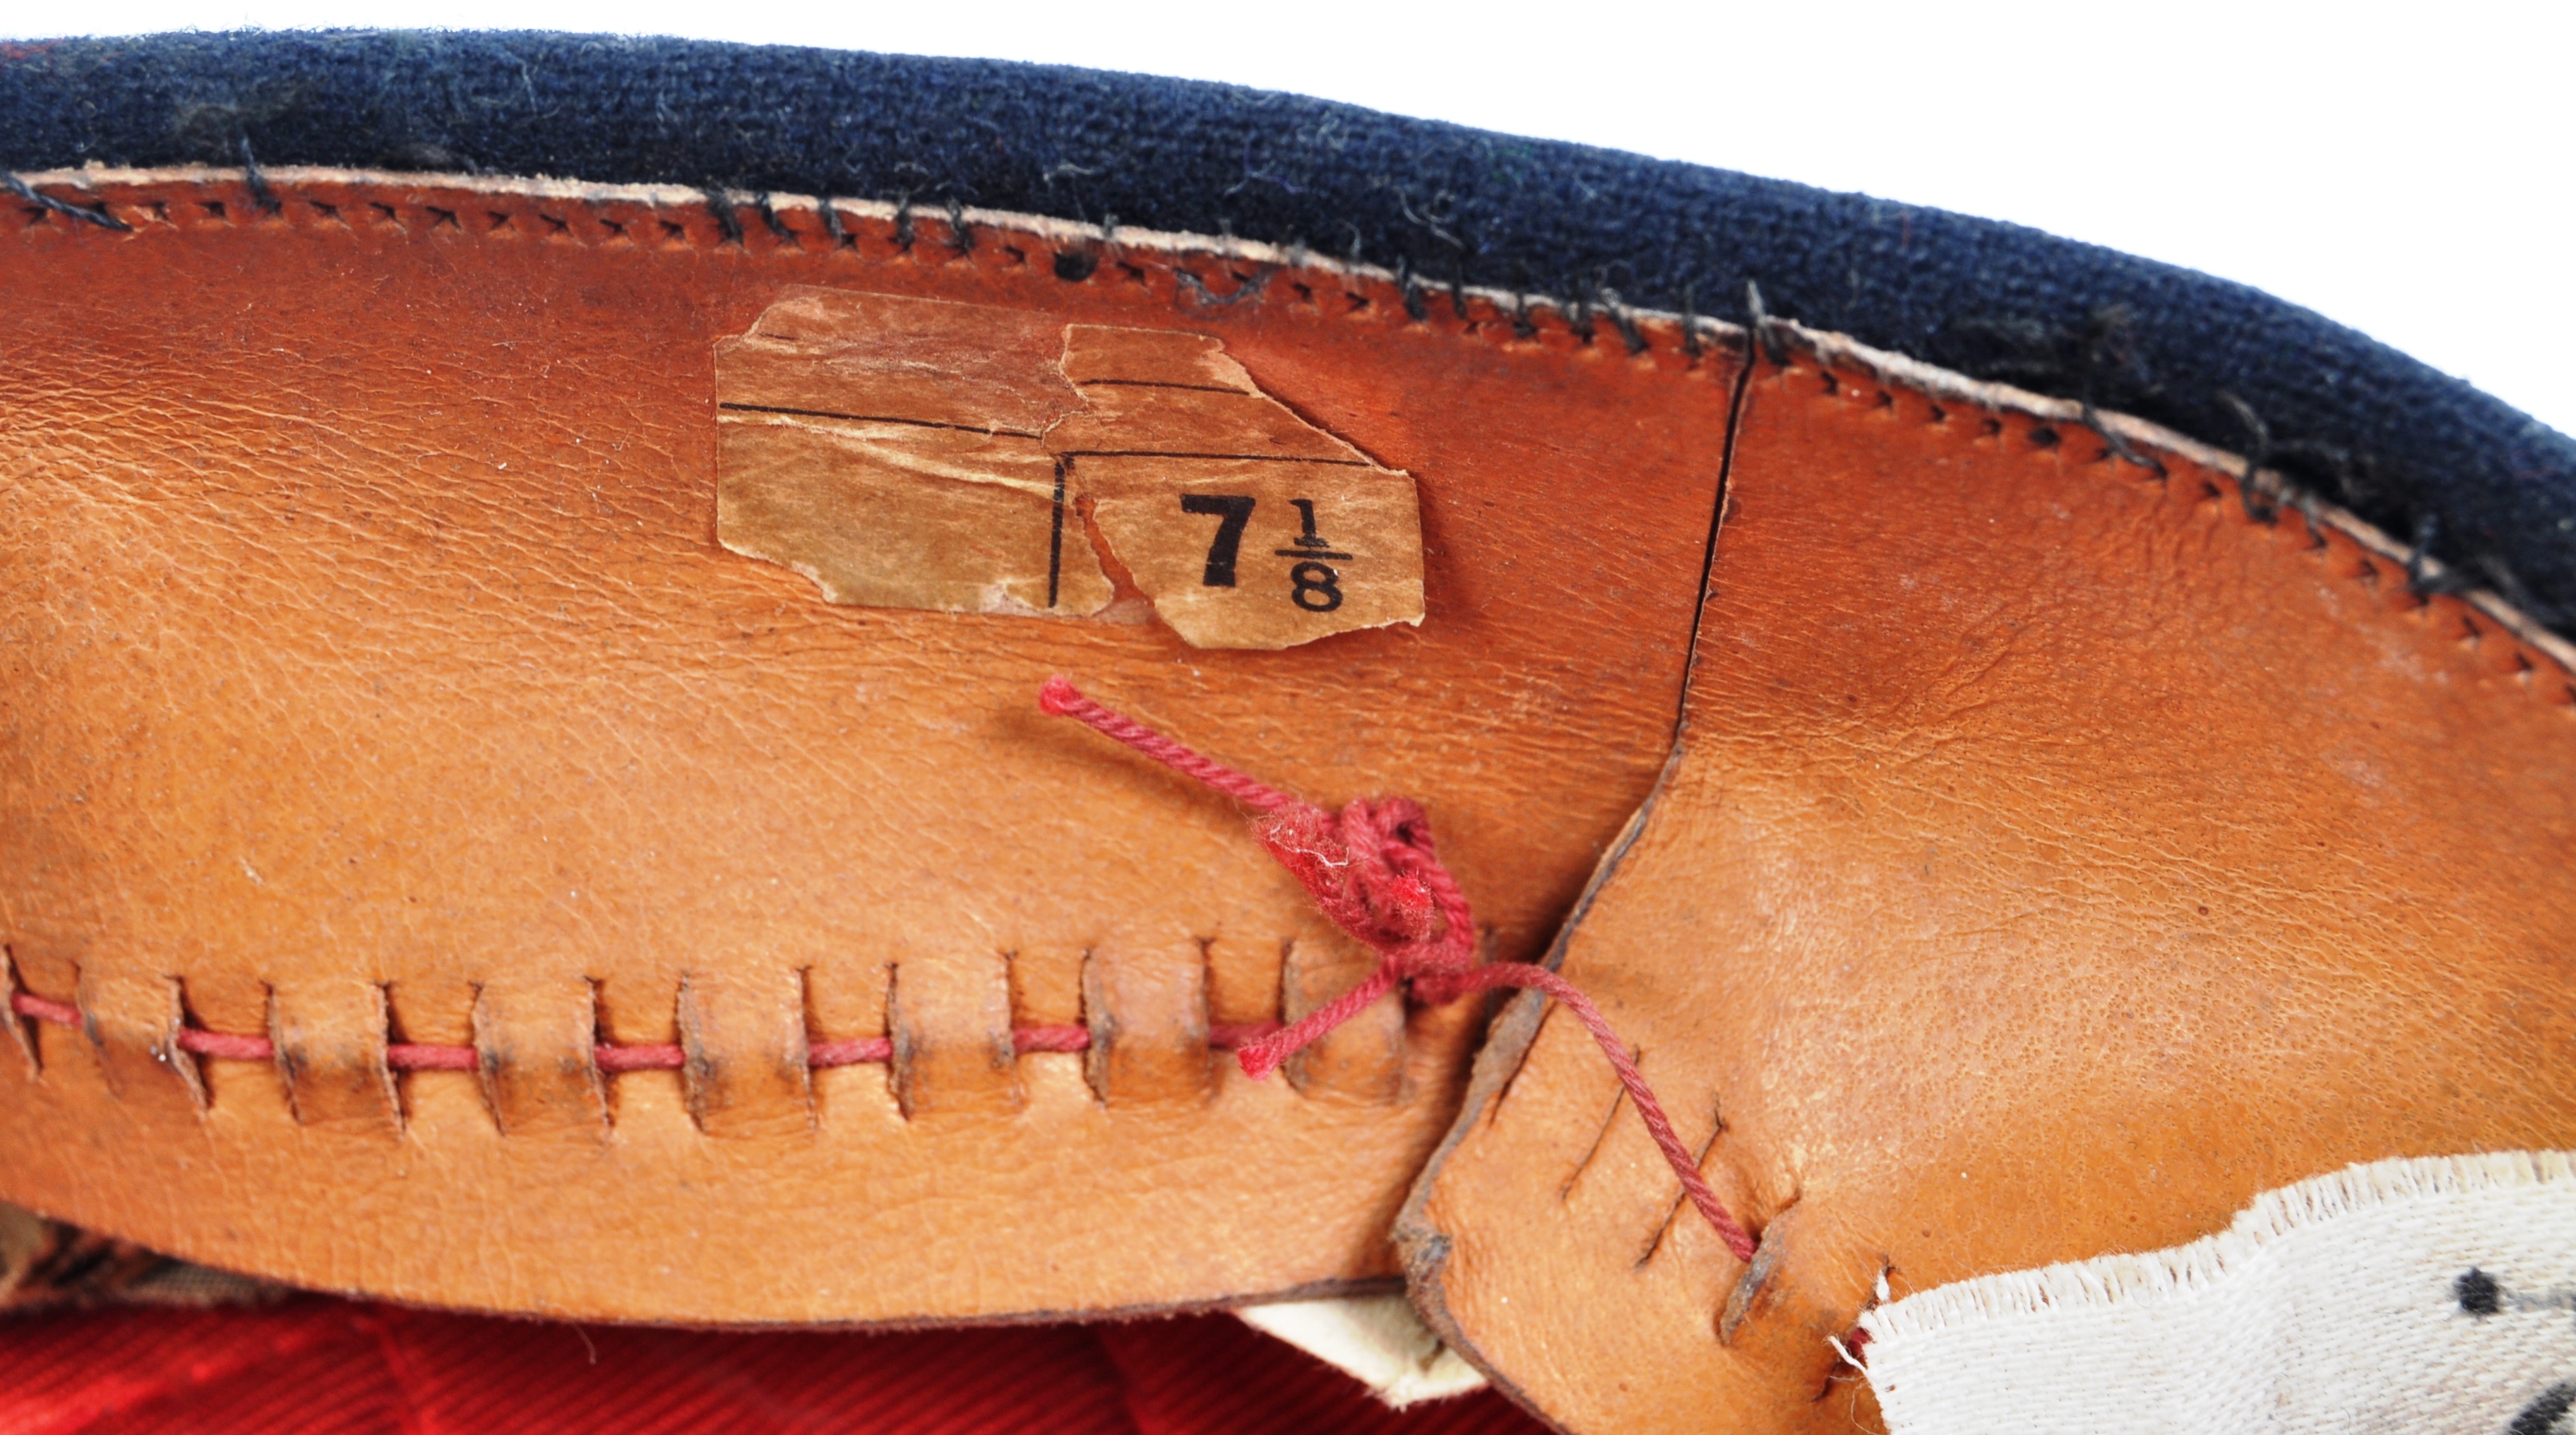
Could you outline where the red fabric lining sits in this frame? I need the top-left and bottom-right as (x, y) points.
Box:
(0, 1300), (1544, 1435)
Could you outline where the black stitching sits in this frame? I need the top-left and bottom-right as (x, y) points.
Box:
(2, 171), (130, 231)
(1394, 256), (1428, 322)
(945, 195), (974, 256)
(1564, 286), (1596, 345)
(2080, 401), (2169, 481)
(2218, 391), (2280, 521)
(239, 137), (280, 215)
(1745, 280), (1788, 365)
(818, 199), (849, 246)
(2292, 491), (2328, 549)
(2408, 513), (2475, 598)
(1174, 266), (1270, 308)
(753, 192), (794, 244)
(1600, 285), (1648, 356)
(704, 190), (744, 245)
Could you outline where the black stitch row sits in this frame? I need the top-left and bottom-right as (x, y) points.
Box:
(1782, 346), (2576, 712)
(6, 170), (1750, 376)
(38, 167), (2540, 681)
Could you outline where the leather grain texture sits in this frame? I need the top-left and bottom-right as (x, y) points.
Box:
(1400, 356), (2576, 1433)
(0, 171), (1737, 1324)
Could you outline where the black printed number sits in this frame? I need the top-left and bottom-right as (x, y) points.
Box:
(1289, 561), (1344, 612)
(1275, 498), (1354, 614)
(1181, 494), (1257, 587)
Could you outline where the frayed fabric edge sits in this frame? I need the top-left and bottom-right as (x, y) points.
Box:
(1859, 1150), (2576, 1344)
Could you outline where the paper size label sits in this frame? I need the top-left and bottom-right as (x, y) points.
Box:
(714, 290), (1424, 650)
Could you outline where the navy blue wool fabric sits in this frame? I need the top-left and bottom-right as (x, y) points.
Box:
(5, 30), (2571, 631)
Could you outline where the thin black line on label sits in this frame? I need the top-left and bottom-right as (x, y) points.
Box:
(1054, 449), (1371, 466)
(1047, 461), (1068, 609)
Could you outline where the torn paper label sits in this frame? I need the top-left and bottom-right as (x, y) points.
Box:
(713, 289), (1424, 649)
(715, 414), (1112, 616)
(1085, 456), (1425, 651)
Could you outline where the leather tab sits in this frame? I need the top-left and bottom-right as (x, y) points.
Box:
(889, 953), (1020, 1119)
(269, 978), (399, 1134)
(1083, 941), (1216, 1107)
(470, 977), (606, 1138)
(1282, 933), (1403, 1103)
(74, 969), (204, 1115)
(678, 968), (814, 1138)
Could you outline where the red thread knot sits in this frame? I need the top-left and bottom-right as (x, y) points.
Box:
(1038, 676), (1760, 1263)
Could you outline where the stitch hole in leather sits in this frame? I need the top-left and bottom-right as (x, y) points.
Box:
(186, 1000), (284, 1119)
(816, 200), (851, 248)
(587, 976), (678, 1127)
(1053, 248), (1100, 283)
(803, 958), (897, 1122)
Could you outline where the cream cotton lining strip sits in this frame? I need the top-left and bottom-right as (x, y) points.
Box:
(1858, 1151), (2576, 1433)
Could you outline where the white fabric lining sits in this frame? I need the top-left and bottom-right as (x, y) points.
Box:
(1858, 1151), (2576, 1434)
(1235, 1293), (1489, 1409)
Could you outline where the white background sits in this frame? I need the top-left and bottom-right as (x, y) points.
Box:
(11, 2), (2570, 437)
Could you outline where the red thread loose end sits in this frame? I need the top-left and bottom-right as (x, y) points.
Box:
(1038, 675), (1085, 718)
(1038, 678), (1764, 1264)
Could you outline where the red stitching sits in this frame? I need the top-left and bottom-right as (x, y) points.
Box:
(1040, 676), (1761, 1264)
(4, 994), (1276, 1071)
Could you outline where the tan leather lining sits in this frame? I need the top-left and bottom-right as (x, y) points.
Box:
(1399, 349), (2576, 1433)
(2, 168), (2566, 1355)
(0, 168), (1738, 1324)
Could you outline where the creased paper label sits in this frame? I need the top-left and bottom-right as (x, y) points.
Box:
(714, 290), (1424, 650)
